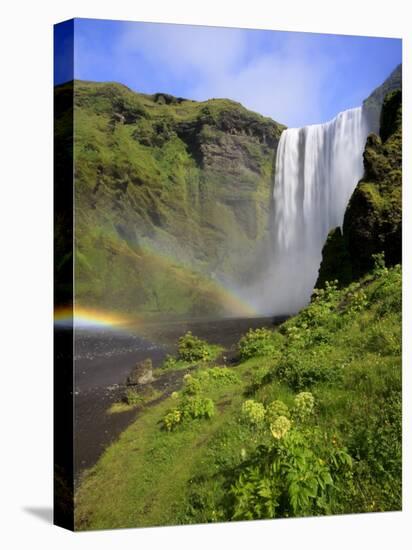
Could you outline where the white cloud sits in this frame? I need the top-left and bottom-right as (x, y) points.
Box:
(189, 45), (331, 127)
(75, 22), (340, 127)
(117, 24), (336, 127)
(119, 23), (246, 78)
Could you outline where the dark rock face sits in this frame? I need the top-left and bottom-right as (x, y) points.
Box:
(126, 359), (154, 386)
(316, 89), (402, 287)
(315, 227), (352, 289)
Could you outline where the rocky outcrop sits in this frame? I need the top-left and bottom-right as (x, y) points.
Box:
(126, 359), (154, 386)
(363, 64), (402, 134)
(316, 89), (402, 287)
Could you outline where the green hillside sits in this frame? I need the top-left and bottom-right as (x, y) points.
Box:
(75, 260), (401, 529)
(70, 81), (284, 318)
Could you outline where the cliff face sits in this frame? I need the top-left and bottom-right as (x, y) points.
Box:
(316, 89), (402, 288)
(363, 64), (402, 134)
(70, 81), (284, 317)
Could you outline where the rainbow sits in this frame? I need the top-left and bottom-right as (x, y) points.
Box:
(70, 221), (259, 323)
(126, 240), (258, 318)
(54, 305), (130, 329)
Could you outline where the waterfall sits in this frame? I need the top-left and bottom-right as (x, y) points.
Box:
(269, 106), (369, 314)
(241, 106), (370, 316)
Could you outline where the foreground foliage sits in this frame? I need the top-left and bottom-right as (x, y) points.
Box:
(160, 331), (223, 372)
(75, 263), (401, 529)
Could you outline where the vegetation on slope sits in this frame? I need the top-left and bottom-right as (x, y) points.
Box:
(75, 258), (401, 529)
(69, 80), (284, 317)
(160, 331), (223, 373)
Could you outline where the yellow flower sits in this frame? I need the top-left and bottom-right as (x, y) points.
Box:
(270, 416), (291, 439)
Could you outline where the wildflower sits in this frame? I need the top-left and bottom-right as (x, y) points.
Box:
(266, 400), (289, 423)
(293, 391), (315, 421)
(241, 400), (266, 425)
(270, 416), (291, 439)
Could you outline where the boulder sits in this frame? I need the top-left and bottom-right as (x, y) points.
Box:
(126, 358), (154, 386)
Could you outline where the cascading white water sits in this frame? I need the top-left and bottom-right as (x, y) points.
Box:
(240, 105), (370, 316)
(268, 106), (369, 314)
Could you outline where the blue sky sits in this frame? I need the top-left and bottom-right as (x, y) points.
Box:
(55, 18), (401, 127)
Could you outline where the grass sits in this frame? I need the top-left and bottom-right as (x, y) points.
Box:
(75, 264), (401, 529)
(75, 365), (249, 529)
(107, 387), (163, 414)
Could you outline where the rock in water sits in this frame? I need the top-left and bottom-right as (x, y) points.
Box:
(126, 359), (154, 386)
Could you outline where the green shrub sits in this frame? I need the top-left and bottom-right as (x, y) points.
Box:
(241, 400), (266, 426)
(371, 264), (401, 317)
(197, 367), (240, 386)
(182, 374), (201, 395)
(162, 409), (182, 431)
(161, 354), (179, 371)
(238, 328), (283, 360)
(248, 365), (271, 389)
(181, 396), (215, 420)
(124, 389), (144, 406)
(178, 331), (213, 362)
(230, 428), (352, 520)
(346, 288), (368, 314)
(366, 321), (401, 356)
(162, 385), (215, 431)
(275, 348), (343, 391)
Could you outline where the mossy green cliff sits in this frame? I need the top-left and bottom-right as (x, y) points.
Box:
(69, 81), (284, 317)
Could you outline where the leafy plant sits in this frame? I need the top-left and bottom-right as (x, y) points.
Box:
(161, 354), (179, 371)
(197, 367), (240, 386)
(230, 428), (351, 520)
(162, 409), (182, 431)
(182, 374), (202, 396)
(161, 372), (216, 431)
(238, 328), (283, 360)
(372, 252), (388, 276)
(346, 287), (368, 314)
(178, 331), (213, 362)
(275, 348), (343, 391)
(181, 396), (215, 420)
(124, 389), (144, 406)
